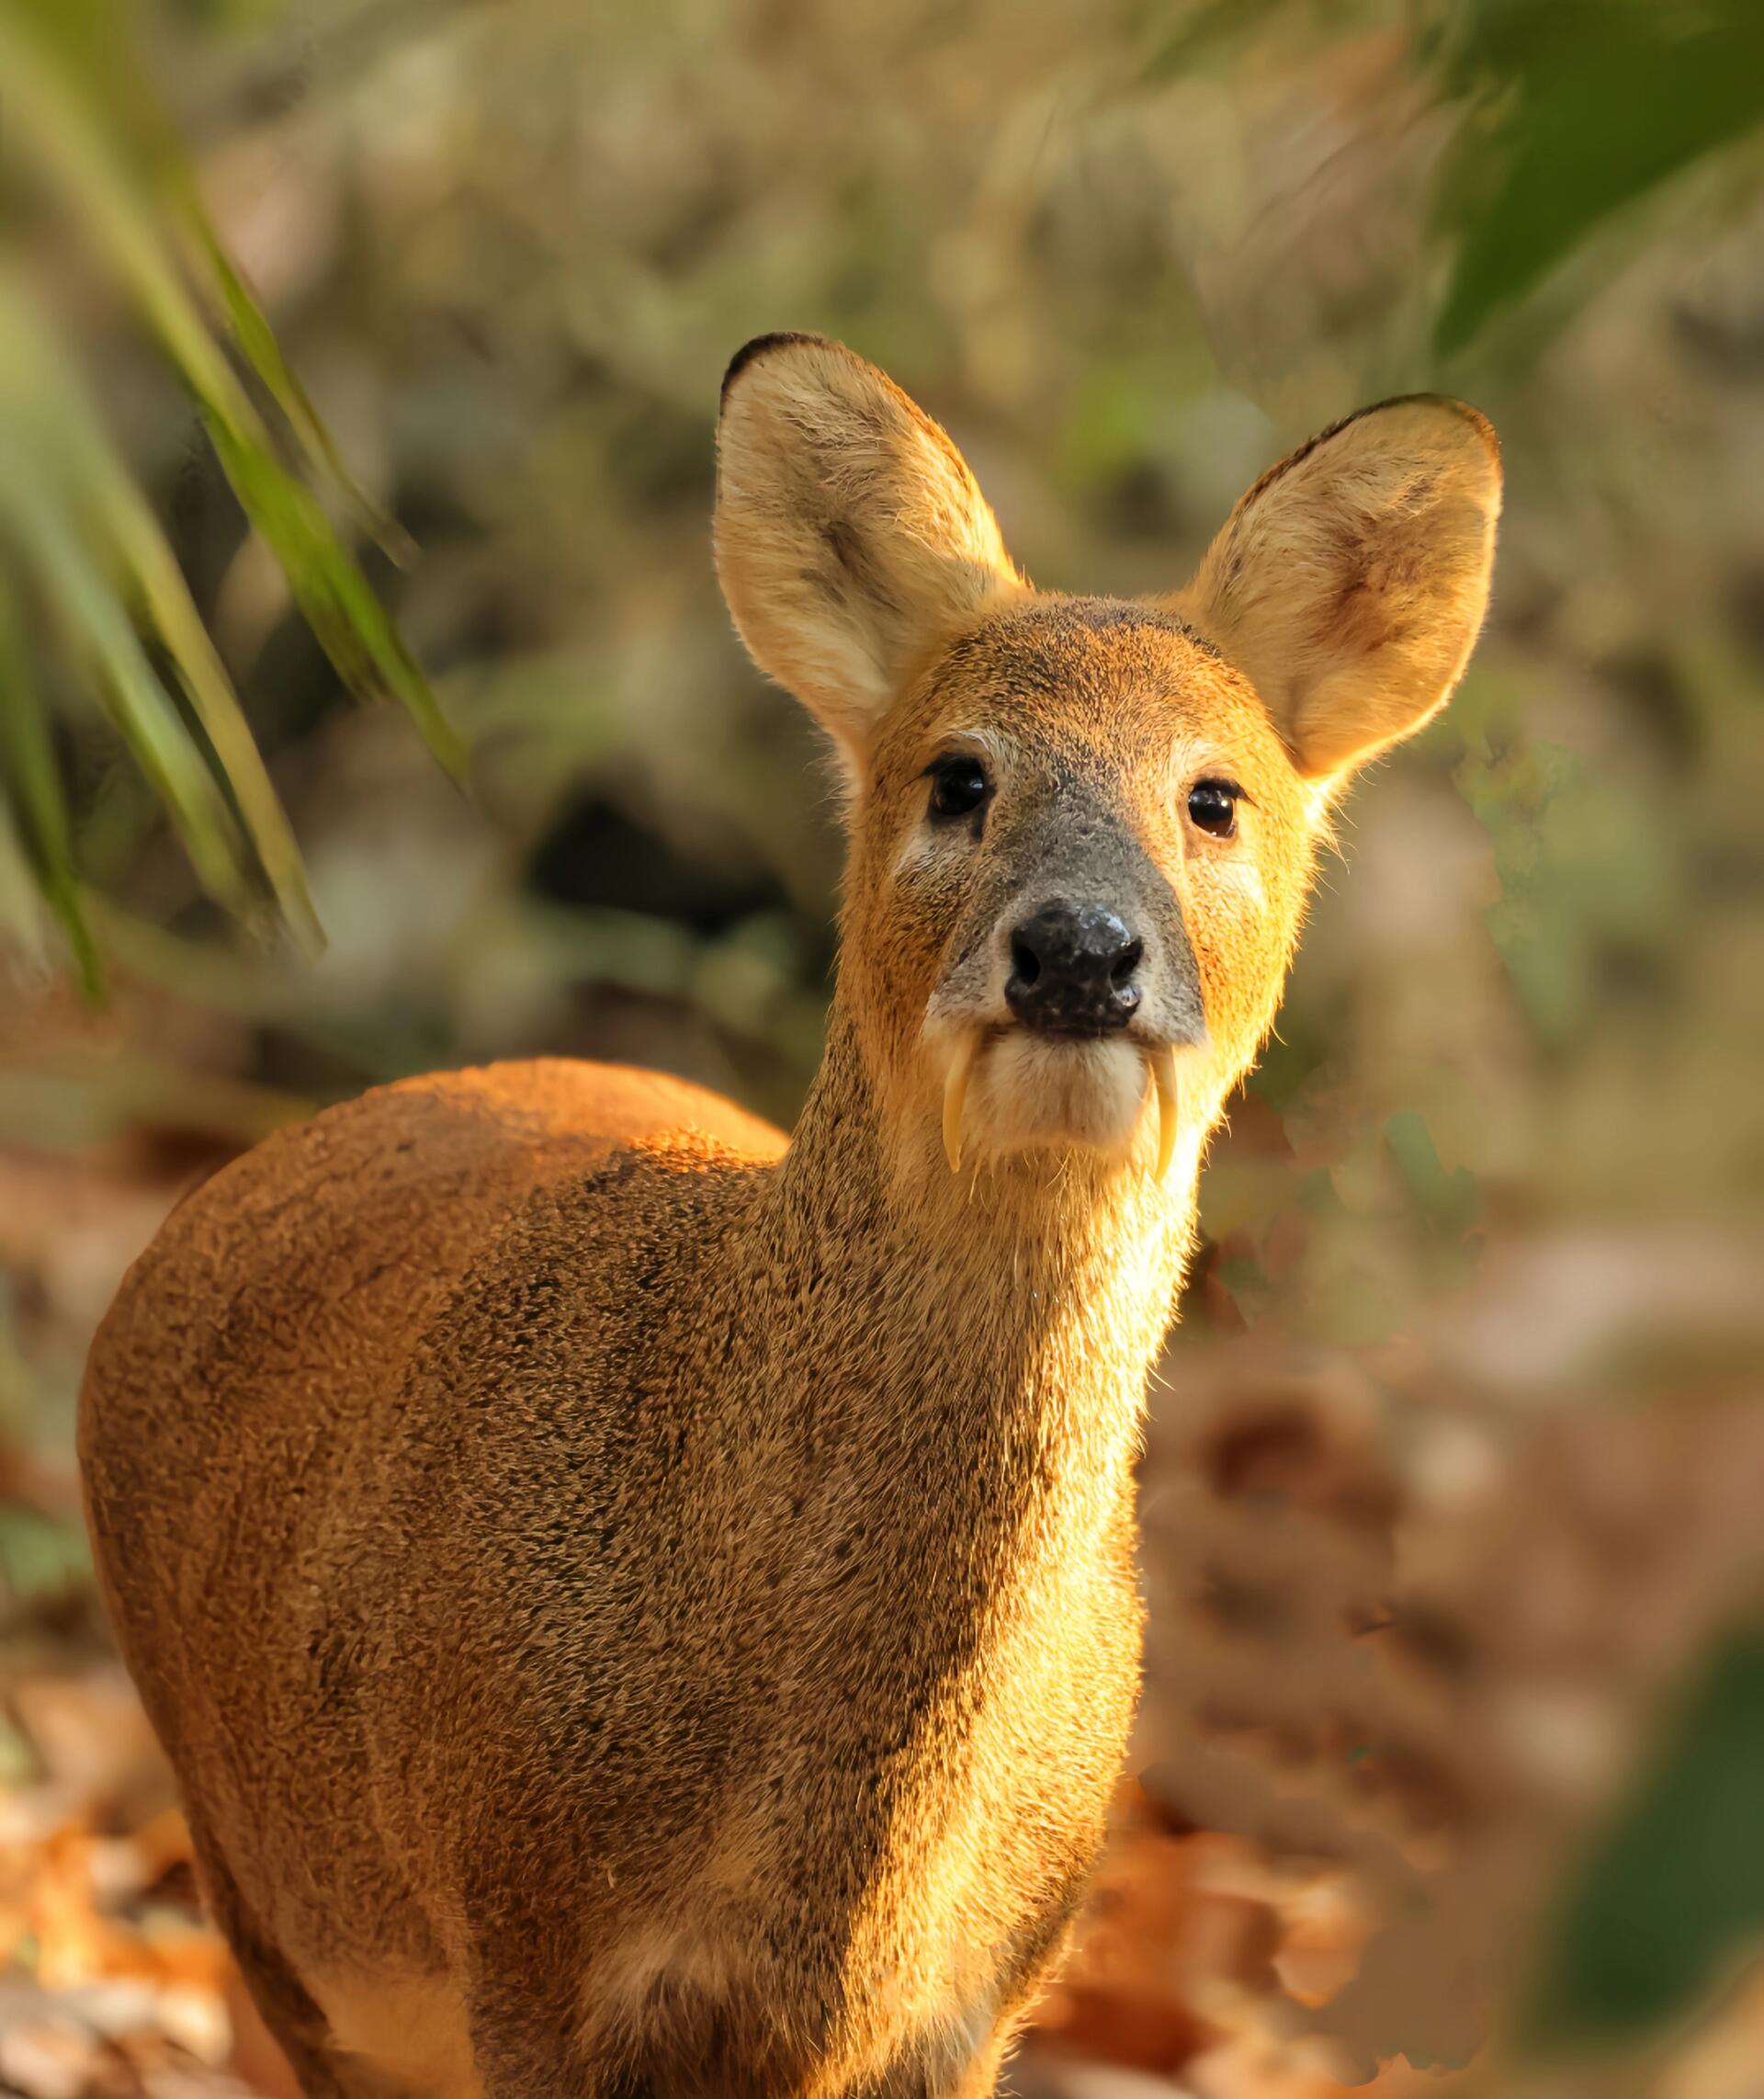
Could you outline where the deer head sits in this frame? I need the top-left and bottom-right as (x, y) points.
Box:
(715, 335), (1500, 1191)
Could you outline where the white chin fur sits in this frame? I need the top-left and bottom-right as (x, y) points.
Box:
(968, 1032), (1148, 1158)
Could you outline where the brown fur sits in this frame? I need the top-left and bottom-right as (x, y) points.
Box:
(79, 337), (1499, 2099)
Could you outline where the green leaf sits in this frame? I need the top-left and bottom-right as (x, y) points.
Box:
(1384, 1110), (1478, 1239)
(0, 4), (462, 773)
(0, 1500), (93, 1607)
(0, 273), (322, 951)
(0, 6), (262, 448)
(0, 577), (100, 995)
(1435, 0), (1764, 357)
(178, 205), (414, 564)
(209, 421), (468, 779)
(0, 450), (252, 917)
(1522, 1625), (1764, 2054)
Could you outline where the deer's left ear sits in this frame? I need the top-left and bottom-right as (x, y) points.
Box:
(1179, 397), (1501, 780)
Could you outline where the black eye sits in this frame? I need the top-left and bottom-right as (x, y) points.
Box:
(1187, 779), (1240, 838)
(927, 755), (989, 821)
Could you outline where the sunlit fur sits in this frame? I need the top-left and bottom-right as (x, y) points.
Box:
(79, 337), (1499, 2099)
(963, 1033), (1150, 1159)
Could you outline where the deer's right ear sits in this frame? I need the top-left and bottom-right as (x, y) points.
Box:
(714, 335), (1023, 763)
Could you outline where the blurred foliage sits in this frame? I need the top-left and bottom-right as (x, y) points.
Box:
(0, 0), (458, 975)
(1434, 0), (1764, 355)
(1524, 1625), (1764, 2053)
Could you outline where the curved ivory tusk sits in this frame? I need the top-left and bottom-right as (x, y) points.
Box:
(1148, 1047), (1179, 1182)
(942, 1031), (980, 1174)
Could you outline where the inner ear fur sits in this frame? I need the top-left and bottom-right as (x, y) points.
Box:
(714, 334), (1023, 760)
(1178, 396), (1502, 779)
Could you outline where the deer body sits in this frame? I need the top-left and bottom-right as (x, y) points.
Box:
(81, 338), (1500, 2099)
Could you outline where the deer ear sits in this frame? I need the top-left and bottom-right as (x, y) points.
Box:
(1181, 397), (1501, 780)
(715, 335), (1022, 761)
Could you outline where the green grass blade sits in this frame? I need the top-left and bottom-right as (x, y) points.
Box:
(179, 207), (414, 564)
(0, 6), (463, 777)
(0, 576), (100, 995)
(0, 276), (322, 953)
(209, 424), (469, 778)
(0, 453), (251, 917)
(120, 510), (326, 955)
(103, 486), (325, 953)
(0, 9), (257, 455)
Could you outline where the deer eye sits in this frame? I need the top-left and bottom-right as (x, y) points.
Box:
(1187, 779), (1241, 838)
(927, 755), (989, 821)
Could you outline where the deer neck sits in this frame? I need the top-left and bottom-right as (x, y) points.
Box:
(743, 1004), (1202, 1539)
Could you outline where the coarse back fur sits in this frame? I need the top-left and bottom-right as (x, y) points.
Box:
(80, 335), (1499, 2099)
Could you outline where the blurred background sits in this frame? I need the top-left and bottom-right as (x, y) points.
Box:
(2, 1), (1762, 2094)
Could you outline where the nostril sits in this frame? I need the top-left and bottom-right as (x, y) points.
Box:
(1110, 939), (1143, 988)
(1005, 904), (1142, 1034)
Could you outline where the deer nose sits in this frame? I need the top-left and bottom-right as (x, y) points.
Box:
(1005, 902), (1143, 1037)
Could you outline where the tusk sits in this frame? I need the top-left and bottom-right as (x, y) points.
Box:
(1148, 1047), (1179, 1182)
(943, 1030), (980, 1174)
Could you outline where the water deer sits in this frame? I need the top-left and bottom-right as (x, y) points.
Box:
(80, 335), (1499, 2099)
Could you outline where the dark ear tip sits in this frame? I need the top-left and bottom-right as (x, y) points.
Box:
(720, 332), (837, 407)
(1362, 391), (1502, 471)
(1458, 403), (1501, 472)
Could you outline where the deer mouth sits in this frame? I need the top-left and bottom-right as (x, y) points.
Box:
(939, 1025), (1179, 1179)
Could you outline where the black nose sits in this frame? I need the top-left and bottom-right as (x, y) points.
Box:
(1006, 902), (1143, 1037)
